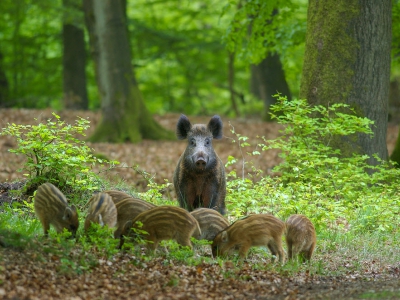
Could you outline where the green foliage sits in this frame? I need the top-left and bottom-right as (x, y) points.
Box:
(1, 113), (118, 196)
(0, 204), (40, 248)
(226, 95), (400, 233)
(134, 165), (174, 206)
(223, 0), (306, 61)
(392, 0), (400, 66)
(80, 223), (120, 260)
(0, 0), (65, 107)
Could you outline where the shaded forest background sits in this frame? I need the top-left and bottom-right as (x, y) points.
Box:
(0, 0), (399, 161)
(0, 0), (398, 118)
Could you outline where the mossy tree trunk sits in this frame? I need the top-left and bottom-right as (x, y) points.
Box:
(300, 0), (391, 165)
(62, 0), (89, 110)
(83, 0), (173, 143)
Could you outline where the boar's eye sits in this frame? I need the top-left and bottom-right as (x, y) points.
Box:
(190, 138), (196, 146)
(205, 138), (210, 146)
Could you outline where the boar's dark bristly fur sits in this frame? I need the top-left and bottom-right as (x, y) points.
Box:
(174, 114), (226, 215)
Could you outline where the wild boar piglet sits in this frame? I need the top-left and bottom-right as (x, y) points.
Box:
(212, 214), (285, 263)
(286, 214), (316, 261)
(119, 205), (201, 251)
(34, 182), (79, 238)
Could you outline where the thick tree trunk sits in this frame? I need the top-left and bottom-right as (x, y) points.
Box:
(250, 52), (292, 120)
(228, 52), (240, 117)
(0, 51), (9, 107)
(83, 0), (173, 143)
(62, 24), (88, 110)
(62, 0), (88, 110)
(300, 0), (391, 165)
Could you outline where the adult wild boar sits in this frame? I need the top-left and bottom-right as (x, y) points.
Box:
(174, 114), (226, 215)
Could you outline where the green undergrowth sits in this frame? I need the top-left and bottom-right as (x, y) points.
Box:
(1, 96), (400, 278)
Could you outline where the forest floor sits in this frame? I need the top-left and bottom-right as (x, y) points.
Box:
(0, 109), (400, 299)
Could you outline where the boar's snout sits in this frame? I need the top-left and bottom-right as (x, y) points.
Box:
(193, 151), (208, 170)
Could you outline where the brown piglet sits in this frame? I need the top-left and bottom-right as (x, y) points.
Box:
(34, 183), (79, 237)
(212, 214), (285, 262)
(84, 193), (117, 232)
(113, 197), (156, 239)
(119, 205), (201, 250)
(190, 208), (229, 241)
(103, 190), (133, 204)
(286, 214), (316, 261)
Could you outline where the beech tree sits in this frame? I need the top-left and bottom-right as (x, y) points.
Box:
(83, 0), (173, 142)
(250, 52), (292, 120)
(300, 0), (392, 165)
(62, 0), (88, 110)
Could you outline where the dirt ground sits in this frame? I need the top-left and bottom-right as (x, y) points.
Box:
(0, 109), (398, 192)
(0, 109), (400, 299)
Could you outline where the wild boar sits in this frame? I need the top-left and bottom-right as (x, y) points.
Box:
(34, 182), (79, 237)
(84, 193), (117, 232)
(119, 205), (201, 250)
(286, 214), (316, 261)
(113, 197), (156, 239)
(212, 214), (285, 262)
(173, 114), (226, 215)
(190, 208), (229, 241)
(103, 190), (133, 204)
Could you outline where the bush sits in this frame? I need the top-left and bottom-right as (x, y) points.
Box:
(226, 95), (400, 233)
(1, 113), (119, 197)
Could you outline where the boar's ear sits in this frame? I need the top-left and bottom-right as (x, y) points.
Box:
(63, 207), (74, 221)
(98, 214), (104, 227)
(221, 231), (228, 243)
(208, 115), (223, 139)
(176, 114), (192, 140)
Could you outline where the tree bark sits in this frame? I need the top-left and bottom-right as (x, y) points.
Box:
(62, 0), (89, 110)
(83, 0), (173, 143)
(0, 51), (9, 107)
(300, 0), (391, 165)
(228, 52), (240, 117)
(250, 52), (292, 120)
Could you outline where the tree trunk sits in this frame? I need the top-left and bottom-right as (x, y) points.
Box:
(0, 51), (9, 107)
(83, 0), (173, 143)
(250, 52), (292, 120)
(62, 0), (89, 110)
(300, 0), (391, 165)
(228, 52), (240, 117)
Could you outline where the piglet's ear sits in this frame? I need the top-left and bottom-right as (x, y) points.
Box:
(208, 115), (223, 139)
(221, 231), (228, 243)
(63, 207), (73, 221)
(98, 214), (104, 227)
(176, 114), (192, 140)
